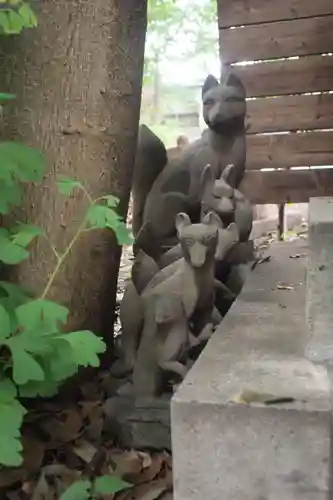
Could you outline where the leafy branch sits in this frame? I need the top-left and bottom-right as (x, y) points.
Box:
(0, 93), (133, 468)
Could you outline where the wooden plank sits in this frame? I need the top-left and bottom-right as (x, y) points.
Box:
(232, 54), (333, 97)
(247, 130), (333, 170)
(219, 16), (333, 64)
(240, 169), (333, 204)
(246, 93), (333, 134)
(218, 0), (333, 28)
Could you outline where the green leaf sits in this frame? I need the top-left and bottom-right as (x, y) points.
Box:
(93, 475), (131, 495)
(0, 434), (24, 466)
(48, 339), (79, 381)
(18, 359), (65, 398)
(16, 299), (69, 332)
(0, 303), (11, 340)
(18, 2), (37, 27)
(6, 343), (45, 385)
(18, 378), (60, 398)
(0, 92), (16, 102)
(57, 176), (84, 196)
(59, 331), (106, 368)
(100, 194), (119, 208)
(114, 222), (133, 246)
(0, 142), (45, 183)
(85, 204), (122, 230)
(59, 480), (91, 500)
(6, 328), (55, 356)
(7, 10), (24, 33)
(0, 281), (32, 306)
(10, 223), (43, 247)
(0, 228), (29, 264)
(0, 181), (22, 214)
(0, 12), (11, 33)
(0, 379), (26, 466)
(0, 283), (32, 331)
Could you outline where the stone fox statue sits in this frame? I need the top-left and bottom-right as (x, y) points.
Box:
(131, 71), (246, 257)
(132, 211), (222, 397)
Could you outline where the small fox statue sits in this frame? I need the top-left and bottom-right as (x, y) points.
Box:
(132, 211), (230, 397)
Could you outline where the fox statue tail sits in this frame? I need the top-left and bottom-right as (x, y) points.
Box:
(131, 125), (168, 237)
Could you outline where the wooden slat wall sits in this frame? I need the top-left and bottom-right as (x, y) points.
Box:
(233, 55), (333, 98)
(246, 93), (333, 134)
(247, 131), (333, 170)
(218, 0), (333, 204)
(220, 16), (333, 64)
(218, 0), (333, 28)
(240, 169), (333, 204)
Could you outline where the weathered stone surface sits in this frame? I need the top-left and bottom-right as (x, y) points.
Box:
(306, 197), (333, 364)
(172, 240), (330, 500)
(104, 395), (171, 450)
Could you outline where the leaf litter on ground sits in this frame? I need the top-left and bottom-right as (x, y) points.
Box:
(0, 372), (172, 500)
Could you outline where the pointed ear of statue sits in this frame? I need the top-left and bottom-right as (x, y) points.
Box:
(225, 72), (246, 97)
(202, 211), (223, 230)
(202, 74), (219, 99)
(175, 212), (191, 234)
(201, 164), (215, 200)
(220, 164), (234, 183)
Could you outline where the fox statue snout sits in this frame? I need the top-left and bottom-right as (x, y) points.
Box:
(189, 242), (209, 268)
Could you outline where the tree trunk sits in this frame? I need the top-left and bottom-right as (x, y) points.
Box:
(0, 0), (147, 348)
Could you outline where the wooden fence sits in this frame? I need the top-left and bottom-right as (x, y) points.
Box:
(217, 0), (333, 204)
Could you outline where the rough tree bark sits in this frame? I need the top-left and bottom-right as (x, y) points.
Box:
(0, 0), (147, 348)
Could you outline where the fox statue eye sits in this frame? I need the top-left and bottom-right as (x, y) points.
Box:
(203, 98), (214, 106)
(185, 237), (195, 246)
(202, 235), (212, 244)
(225, 96), (242, 103)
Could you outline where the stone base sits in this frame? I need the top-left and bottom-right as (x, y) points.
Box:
(104, 394), (171, 450)
(172, 241), (331, 500)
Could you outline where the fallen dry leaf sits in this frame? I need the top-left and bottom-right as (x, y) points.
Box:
(117, 480), (169, 500)
(41, 409), (83, 445)
(138, 486), (170, 500)
(112, 450), (144, 478)
(276, 283), (295, 291)
(73, 439), (98, 463)
(32, 471), (54, 500)
(127, 455), (166, 485)
(0, 468), (26, 489)
(229, 390), (296, 405)
(258, 255), (271, 264)
(22, 436), (45, 474)
(137, 452), (152, 470)
(289, 253), (306, 259)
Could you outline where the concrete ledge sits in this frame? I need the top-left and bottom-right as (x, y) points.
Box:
(306, 197), (333, 364)
(172, 240), (330, 500)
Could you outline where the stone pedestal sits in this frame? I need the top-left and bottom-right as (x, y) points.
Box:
(104, 394), (171, 450)
(306, 197), (333, 364)
(171, 241), (331, 500)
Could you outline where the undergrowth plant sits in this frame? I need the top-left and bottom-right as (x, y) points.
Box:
(59, 475), (131, 500)
(0, 0), (133, 474)
(0, 101), (132, 468)
(0, 0), (37, 34)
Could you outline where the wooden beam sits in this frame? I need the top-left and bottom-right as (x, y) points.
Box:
(240, 169), (333, 204)
(219, 16), (333, 64)
(277, 203), (285, 241)
(246, 93), (333, 134)
(232, 55), (333, 97)
(217, 0), (333, 28)
(247, 130), (333, 170)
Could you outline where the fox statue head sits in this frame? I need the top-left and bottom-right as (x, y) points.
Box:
(175, 211), (221, 268)
(201, 70), (246, 135)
